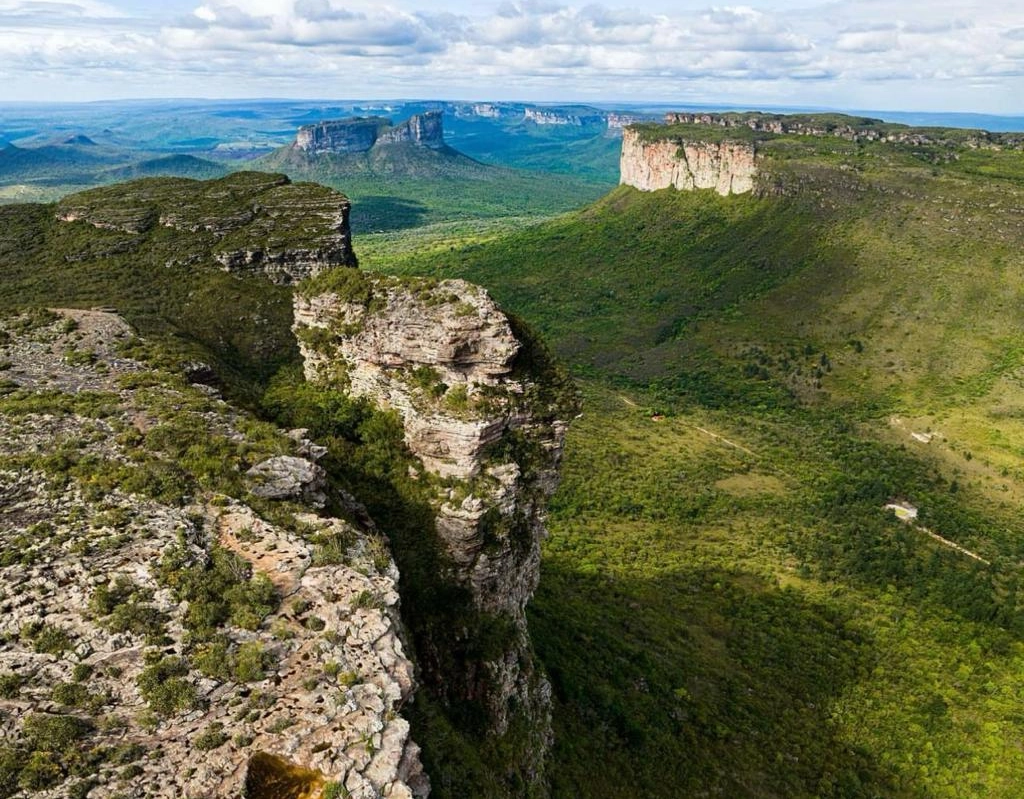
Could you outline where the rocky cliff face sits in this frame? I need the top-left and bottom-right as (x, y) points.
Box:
(294, 112), (445, 155)
(377, 112), (444, 149)
(524, 107), (603, 126)
(619, 127), (757, 195)
(295, 271), (578, 789)
(295, 118), (389, 155)
(0, 308), (426, 798)
(55, 172), (356, 285)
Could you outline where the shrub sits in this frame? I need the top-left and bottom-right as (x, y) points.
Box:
(21, 713), (92, 752)
(323, 782), (349, 799)
(193, 723), (228, 751)
(21, 623), (71, 656)
(0, 673), (21, 699)
(17, 751), (61, 791)
(233, 642), (272, 683)
(136, 657), (197, 716)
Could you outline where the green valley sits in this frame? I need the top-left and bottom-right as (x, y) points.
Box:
(354, 121), (1024, 797)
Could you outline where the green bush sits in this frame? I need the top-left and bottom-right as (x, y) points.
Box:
(0, 673), (21, 699)
(193, 723), (229, 751)
(136, 657), (197, 716)
(233, 642), (272, 683)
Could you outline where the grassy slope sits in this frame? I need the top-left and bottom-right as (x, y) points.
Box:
(358, 141), (1024, 797)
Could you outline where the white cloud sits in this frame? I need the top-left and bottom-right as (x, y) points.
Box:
(0, 0), (1021, 113)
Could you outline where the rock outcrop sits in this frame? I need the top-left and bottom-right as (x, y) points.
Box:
(0, 309), (426, 798)
(619, 126), (757, 195)
(294, 112), (445, 155)
(55, 172), (356, 285)
(295, 271), (578, 790)
(524, 107), (604, 127)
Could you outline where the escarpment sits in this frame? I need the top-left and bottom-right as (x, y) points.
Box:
(619, 126), (757, 195)
(295, 270), (579, 789)
(0, 308), (426, 798)
(294, 112), (445, 155)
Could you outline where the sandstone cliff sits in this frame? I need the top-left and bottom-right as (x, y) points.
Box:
(0, 308), (426, 798)
(619, 127), (757, 195)
(294, 112), (445, 156)
(523, 107), (604, 127)
(295, 270), (578, 791)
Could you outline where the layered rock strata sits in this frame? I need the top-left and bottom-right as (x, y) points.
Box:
(295, 112), (445, 155)
(620, 127), (757, 195)
(295, 272), (577, 786)
(0, 309), (426, 798)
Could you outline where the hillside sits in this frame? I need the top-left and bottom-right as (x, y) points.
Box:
(101, 154), (228, 181)
(357, 119), (1024, 797)
(0, 172), (356, 398)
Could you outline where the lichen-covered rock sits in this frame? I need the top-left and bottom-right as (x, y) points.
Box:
(619, 127), (757, 195)
(295, 272), (578, 790)
(246, 455), (328, 509)
(0, 309), (426, 799)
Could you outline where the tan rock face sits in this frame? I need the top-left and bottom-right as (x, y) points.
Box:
(295, 112), (445, 155)
(295, 273), (578, 788)
(619, 127), (757, 195)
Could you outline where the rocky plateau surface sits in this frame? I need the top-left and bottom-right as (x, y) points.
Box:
(663, 111), (1024, 149)
(0, 309), (426, 798)
(55, 172), (356, 285)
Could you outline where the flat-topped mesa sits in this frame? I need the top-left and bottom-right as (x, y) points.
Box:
(295, 270), (579, 786)
(663, 111), (1024, 149)
(294, 112), (445, 155)
(620, 126), (757, 195)
(54, 172), (356, 284)
(524, 107), (604, 126)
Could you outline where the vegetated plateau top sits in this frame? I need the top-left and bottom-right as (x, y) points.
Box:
(630, 111), (1024, 150)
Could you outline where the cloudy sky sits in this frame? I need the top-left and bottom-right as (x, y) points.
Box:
(1, 0), (1022, 113)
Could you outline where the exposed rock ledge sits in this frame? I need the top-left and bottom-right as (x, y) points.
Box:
(0, 309), (425, 798)
(619, 127), (757, 195)
(295, 272), (579, 790)
(55, 172), (357, 285)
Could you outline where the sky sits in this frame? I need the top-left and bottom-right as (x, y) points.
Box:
(0, 0), (1022, 113)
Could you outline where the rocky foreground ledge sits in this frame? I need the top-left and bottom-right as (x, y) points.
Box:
(0, 309), (426, 798)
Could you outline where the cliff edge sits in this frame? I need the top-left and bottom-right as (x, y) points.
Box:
(295, 269), (579, 792)
(0, 308), (426, 798)
(294, 112), (445, 156)
(619, 126), (757, 195)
